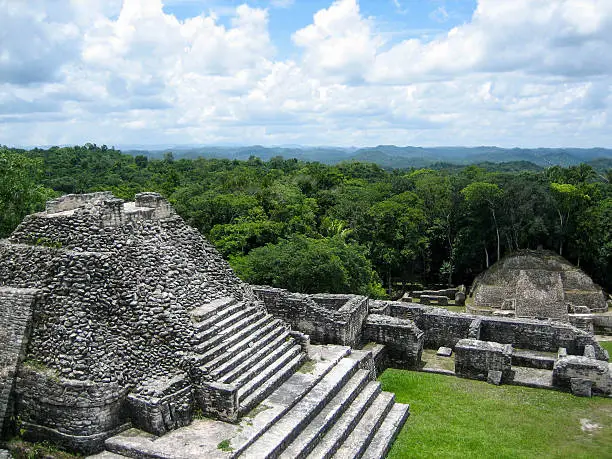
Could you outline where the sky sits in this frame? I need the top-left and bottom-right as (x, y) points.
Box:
(1, 0), (612, 148)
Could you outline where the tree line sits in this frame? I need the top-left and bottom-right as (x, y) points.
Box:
(1, 144), (611, 297)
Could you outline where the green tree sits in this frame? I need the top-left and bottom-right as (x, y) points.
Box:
(549, 182), (590, 256)
(231, 235), (385, 298)
(461, 182), (503, 267)
(0, 149), (55, 237)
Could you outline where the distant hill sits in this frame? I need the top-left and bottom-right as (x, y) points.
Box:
(122, 145), (612, 170)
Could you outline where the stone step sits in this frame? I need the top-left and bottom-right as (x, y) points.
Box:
(190, 296), (238, 322)
(195, 306), (263, 344)
(330, 392), (395, 459)
(279, 369), (371, 459)
(228, 346), (351, 457)
(194, 314), (275, 358)
(238, 345), (305, 405)
(86, 452), (129, 459)
(240, 358), (361, 458)
(197, 317), (284, 375)
(197, 315), (283, 379)
(306, 381), (381, 459)
(362, 403), (410, 459)
(218, 331), (293, 384)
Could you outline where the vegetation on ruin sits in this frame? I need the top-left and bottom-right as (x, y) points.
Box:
(216, 439), (234, 452)
(380, 370), (612, 459)
(599, 340), (612, 358)
(1, 144), (611, 296)
(6, 439), (82, 459)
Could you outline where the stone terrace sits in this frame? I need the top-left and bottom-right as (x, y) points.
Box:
(0, 193), (409, 457)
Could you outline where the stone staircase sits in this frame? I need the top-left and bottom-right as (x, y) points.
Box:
(188, 297), (307, 420)
(97, 345), (409, 459)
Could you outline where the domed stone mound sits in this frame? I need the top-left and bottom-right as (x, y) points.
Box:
(470, 250), (607, 320)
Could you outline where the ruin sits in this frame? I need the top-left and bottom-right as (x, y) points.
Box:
(0, 193), (408, 457)
(0, 192), (610, 459)
(469, 250), (608, 320)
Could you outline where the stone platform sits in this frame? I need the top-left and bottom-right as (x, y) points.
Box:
(92, 345), (409, 459)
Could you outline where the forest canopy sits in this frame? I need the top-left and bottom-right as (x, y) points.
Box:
(1, 144), (611, 297)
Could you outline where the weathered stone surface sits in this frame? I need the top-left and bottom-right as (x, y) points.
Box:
(487, 370), (503, 385)
(471, 250), (608, 319)
(0, 288), (38, 438)
(436, 347), (453, 357)
(455, 339), (513, 383)
(570, 378), (593, 397)
(553, 356), (611, 395)
(363, 314), (424, 368)
(252, 287), (368, 348)
(384, 302), (608, 361)
(0, 193), (303, 452)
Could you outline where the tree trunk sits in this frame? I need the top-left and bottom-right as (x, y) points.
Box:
(491, 208), (500, 262)
(484, 245), (490, 268)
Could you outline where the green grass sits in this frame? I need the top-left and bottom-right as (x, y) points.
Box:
(379, 370), (612, 459)
(7, 439), (82, 458)
(217, 439), (233, 452)
(599, 340), (612, 358)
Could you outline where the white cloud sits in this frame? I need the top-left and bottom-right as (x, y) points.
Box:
(292, 0), (382, 82)
(0, 0), (611, 148)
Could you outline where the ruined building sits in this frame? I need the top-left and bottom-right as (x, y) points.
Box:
(0, 193), (408, 457)
(0, 193), (610, 459)
(470, 250), (608, 321)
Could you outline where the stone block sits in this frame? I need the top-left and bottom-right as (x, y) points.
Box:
(436, 347), (452, 357)
(552, 356), (611, 395)
(487, 370), (503, 385)
(127, 374), (194, 436)
(363, 314), (424, 369)
(570, 378), (592, 397)
(455, 339), (513, 383)
(454, 292), (466, 306)
(583, 345), (596, 359)
(194, 380), (239, 422)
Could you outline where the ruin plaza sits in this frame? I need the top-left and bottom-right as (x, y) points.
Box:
(0, 193), (610, 458)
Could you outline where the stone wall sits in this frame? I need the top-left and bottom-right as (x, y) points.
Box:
(127, 373), (194, 435)
(553, 356), (612, 396)
(15, 366), (129, 453)
(252, 287), (368, 348)
(0, 288), (38, 438)
(362, 314), (424, 368)
(454, 339), (513, 384)
(380, 302), (608, 360)
(514, 270), (567, 320)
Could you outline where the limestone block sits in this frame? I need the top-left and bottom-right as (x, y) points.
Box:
(553, 356), (611, 395)
(436, 347), (452, 357)
(583, 345), (596, 359)
(363, 314), (424, 369)
(487, 370), (503, 385)
(570, 378), (593, 397)
(455, 339), (513, 383)
(127, 374), (194, 436)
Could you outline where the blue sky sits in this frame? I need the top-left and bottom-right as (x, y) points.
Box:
(162, 1), (478, 57)
(1, 0), (611, 148)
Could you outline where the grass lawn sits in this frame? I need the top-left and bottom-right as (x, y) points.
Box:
(600, 340), (612, 357)
(379, 370), (612, 459)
